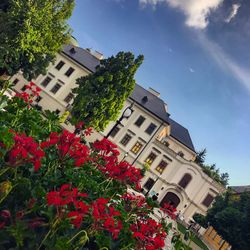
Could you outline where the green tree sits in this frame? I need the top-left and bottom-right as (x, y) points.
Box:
(71, 52), (144, 131)
(195, 148), (207, 165)
(0, 0), (74, 80)
(196, 191), (250, 249)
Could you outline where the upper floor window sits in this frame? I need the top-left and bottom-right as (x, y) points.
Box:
(120, 134), (132, 146)
(145, 123), (157, 135)
(65, 67), (75, 77)
(110, 127), (120, 138)
(134, 116), (145, 127)
(41, 76), (52, 87)
(131, 141), (143, 154)
(12, 78), (19, 86)
(50, 83), (62, 94)
(145, 152), (157, 165)
(64, 93), (74, 103)
(155, 160), (168, 174)
(202, 194), (214, 208)
(55, 60), (65, 70)
(178, 173), (192, 189)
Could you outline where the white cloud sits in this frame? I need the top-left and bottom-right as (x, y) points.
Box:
(139, 0), (224, 29)
(198, 33), (250, 91)
(225, 3), (241, 23)
(189, 67), (195, 73)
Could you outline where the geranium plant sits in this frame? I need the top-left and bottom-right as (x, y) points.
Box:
(0, 83), (177, 249)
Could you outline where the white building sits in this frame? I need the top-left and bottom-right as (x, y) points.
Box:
(10, 40), (225, 224)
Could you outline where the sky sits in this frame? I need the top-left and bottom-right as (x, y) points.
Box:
(68, 0), (250, 186)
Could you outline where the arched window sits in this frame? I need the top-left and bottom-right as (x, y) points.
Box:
(178, 174), (192, 189)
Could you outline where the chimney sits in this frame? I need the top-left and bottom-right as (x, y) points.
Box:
(148, 87), (160, 97)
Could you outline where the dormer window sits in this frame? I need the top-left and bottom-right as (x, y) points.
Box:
(142, 96), (148, 103)
(70, 47), (76, 54)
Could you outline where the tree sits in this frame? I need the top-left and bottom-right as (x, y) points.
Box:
(195, 148), (206, 165)
(0, 0), (74, 80)
(71, 52), (144, 131)
(196, 191), (250, 249)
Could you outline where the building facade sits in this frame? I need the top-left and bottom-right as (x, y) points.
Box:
(10, 41), (225, 224)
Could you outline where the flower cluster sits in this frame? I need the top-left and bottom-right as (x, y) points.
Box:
(15, 82), (41, 104)
(130, 218), (167, 250)
(160, 203), (177, 220)
(41, 130), (89, 166)
(7, 132), (44, 171)
(47, 184), (89, 228)
(93, 138), (142, 187)
(91, 198), (122, 239)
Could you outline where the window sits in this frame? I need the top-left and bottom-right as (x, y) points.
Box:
(178, 174), (192, 189)
(144, 178), (155, 190)
(35, 96), (42, 103)
(178, 151), (184, 157)
(155, 160), (168, 174)
(55, 60), (65, 70)
(65, 67), (75, 77)
(12, 78), (19, 85)
(64, 93), (74, 103)
(21, 85), (26, 91)
(55, 109), (61, 115)
(120, 134), (132, 146)
(131, 141), (143, 154)
(145, 123), (157, 135)
(145, 152), (157, 165)
(202, 194), (214, 208)
(134, 116), (145, 127)
(50, 83), (62, 94)
(110, 127), (120, 138)
(41, 76), (52, 87)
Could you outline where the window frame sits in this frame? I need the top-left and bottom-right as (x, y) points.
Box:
(202, 194), (214, 208)
(131, 141), (143, 154)
(41, 76), (52, 87)
(178, 173), (192, 189)
(120, 134), (132, 146)
(155, 160), (168, 174)
(145, 123), (157, 135)
(65, 67), (75, 77)
(109, 126), (120, 138)
(50, 83), (62, 94)
(64, 93), (74, 103)
(145, 152), (157, 165)
(134, 115), (146, 127)
(55, 60), (65, 70)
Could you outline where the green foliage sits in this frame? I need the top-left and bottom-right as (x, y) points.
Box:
(0, 0), (74, 79)
(195, 148), (229, 186)
(203, 191), (250, 249)
(71, 52), (144, 131)
(193, 213), (208, 228)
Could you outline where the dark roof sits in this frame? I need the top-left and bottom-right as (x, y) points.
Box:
(62, 45), (100, 72)
(130, 84), (170, 123)
(230, 185), (250, 194)
(60, 46), (195, 152)
(168, 118), (195, 152)
(130, 84), (195, 152)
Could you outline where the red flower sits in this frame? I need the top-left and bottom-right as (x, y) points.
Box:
(130, 218), (167, 250)
(7, 132), (45, 172)
(84, 127), (93, 136)
(0, 210), (11, 229)
(160, 203), (177, 220)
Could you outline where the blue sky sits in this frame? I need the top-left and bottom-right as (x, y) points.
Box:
(68, 0), (250, 186)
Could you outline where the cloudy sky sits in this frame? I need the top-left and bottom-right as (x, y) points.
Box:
(69, 0), (250, 185)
